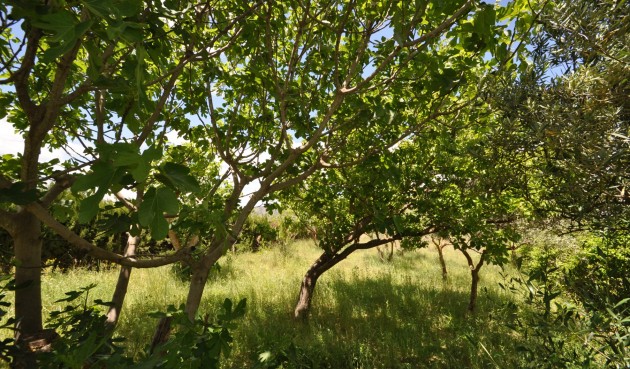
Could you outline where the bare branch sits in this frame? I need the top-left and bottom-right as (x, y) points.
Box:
(114, 192), (137, 212)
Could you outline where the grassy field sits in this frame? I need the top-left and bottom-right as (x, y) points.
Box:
(34, 240), (525, 368)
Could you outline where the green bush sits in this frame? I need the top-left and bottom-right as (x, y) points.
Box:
(564, 231), (630, 311)
(238, 214), (279, 252)
(502, 228), (630, 368)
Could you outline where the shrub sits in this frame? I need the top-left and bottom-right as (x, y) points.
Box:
(564, 230), (630, 311)
(500, 228), (630, 368)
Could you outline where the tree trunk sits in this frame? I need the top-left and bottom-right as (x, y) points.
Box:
(12, 211), (43, 368)
(436, 244), (448, 280)
(105, 234), (138, 328)
(468, 268), (479, 312)
(294, 252), (336, 319)
(13, 211), (43, 337)
(377, 241), (394, 262)
(294, 268), (321, 320)
(184, 260), (212, 321)
(150, 316), (172, 354)
(460, 249), (485, 313)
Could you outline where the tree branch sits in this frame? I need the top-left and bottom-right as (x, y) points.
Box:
(25, 202), (189, 268)
(40, 174), (75, 207)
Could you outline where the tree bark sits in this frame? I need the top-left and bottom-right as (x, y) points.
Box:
(460, 249), (485, 313)
(436, 244), (448, 281)
(13, 211), (43, 337)
(105, 234), (138, 328)
(184, 246), (220, 321)
(12, 211), (43, 369)
(468, 267), (480, 312)
(294, 273), (319, 320)
(431, 236), (448, 280)
(294, 251), (338, 319)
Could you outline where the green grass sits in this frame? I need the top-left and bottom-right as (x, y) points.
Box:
(32, 241), (526, 368)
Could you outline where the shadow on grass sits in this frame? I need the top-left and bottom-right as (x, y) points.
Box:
(223, 272), (525, 369)
(102, 253), (526, 368)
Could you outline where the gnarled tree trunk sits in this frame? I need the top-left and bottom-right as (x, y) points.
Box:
(294, 233), (413, 320)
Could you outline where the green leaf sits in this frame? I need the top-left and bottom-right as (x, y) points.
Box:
(112, 150), (142, 167)
(32, 10), (93, 61)
(78, 193), (103, 224)
(73, 162), (115, 193)
(158, 162), (201, 193)
(81, 0), (119, 19)
(392, 215), (404, 233)
(31, 10), (77, 43)
(474, 4), (496, 34)
(138, 187), (179, 239)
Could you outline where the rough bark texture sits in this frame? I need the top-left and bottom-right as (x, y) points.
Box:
(106, 234), (139, 328)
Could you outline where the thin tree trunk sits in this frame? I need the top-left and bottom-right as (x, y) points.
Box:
(184, 256), (214, 320)
(105, 234), (138, 328)
(12, 211), (43, 368)
(431, 236), (448, 280)
(150, 316), (172, 354)
(183, 229), (237, 320)
(377, 241), (395, 262)
(436, 244), (448, 280)
(460, 249), (485, 313)
(162, 262), (211, 353)
(468, 268), (480, 312)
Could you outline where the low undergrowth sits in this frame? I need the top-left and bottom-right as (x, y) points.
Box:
(3, 238), (623, 368)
